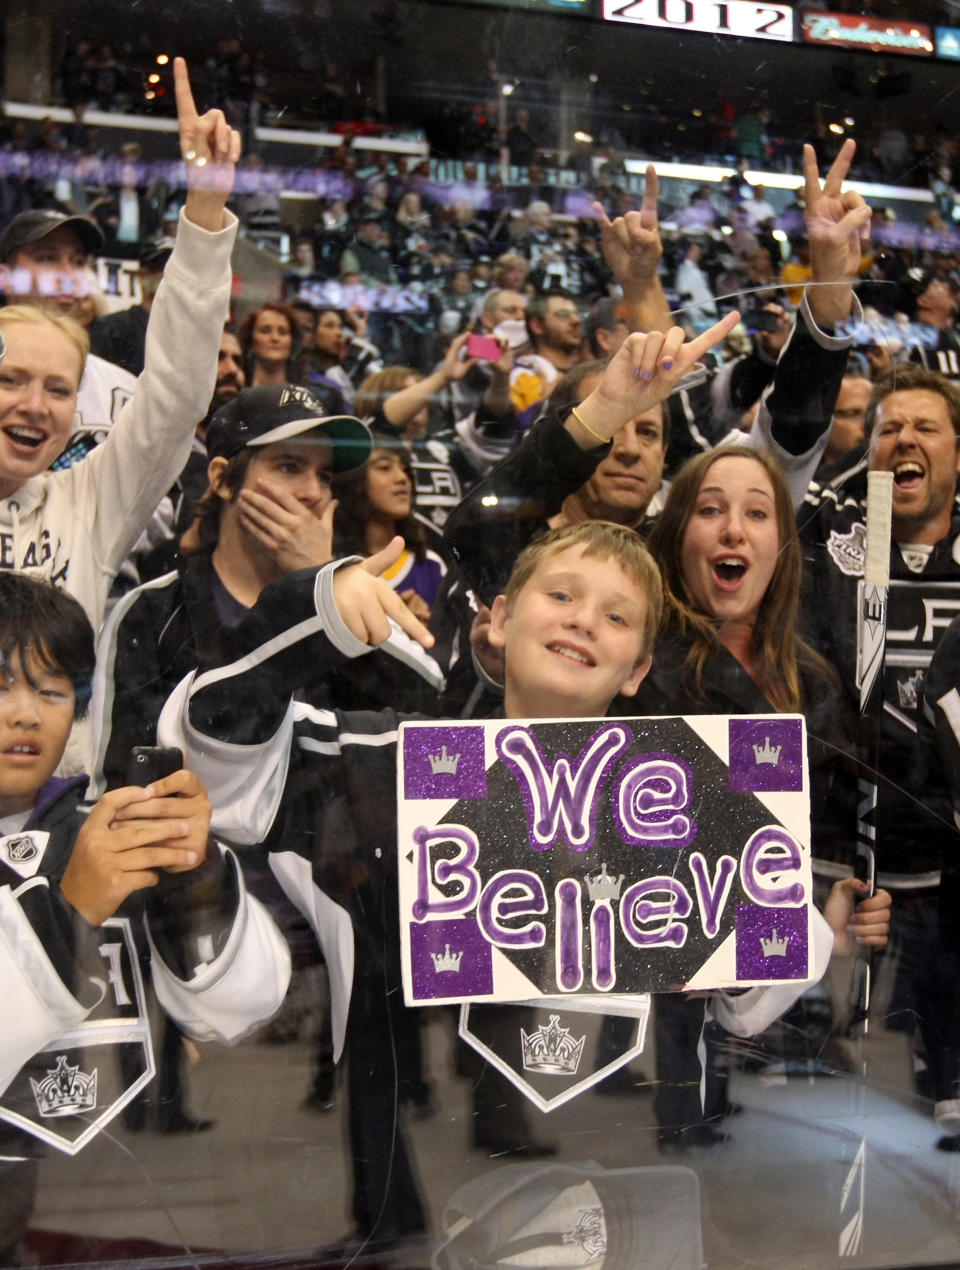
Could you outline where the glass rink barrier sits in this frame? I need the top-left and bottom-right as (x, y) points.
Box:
(2, 2), (960, 1268)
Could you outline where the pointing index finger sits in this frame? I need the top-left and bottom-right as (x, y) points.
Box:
(685, 309), (740, 364)
(641, 164), (659, 218)
(173, 57), (199, 130)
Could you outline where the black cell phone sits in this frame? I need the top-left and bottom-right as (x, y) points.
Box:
(747, 309), (781, 335)
(49, 432), (99, 472)
(126, 746), (183, 787)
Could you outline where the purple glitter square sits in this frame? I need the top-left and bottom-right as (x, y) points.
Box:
(735, 905), (808, 980)
(403, 725), (487, 800)
(410, 919), (494, 1000)
(728, 718), (803, 793)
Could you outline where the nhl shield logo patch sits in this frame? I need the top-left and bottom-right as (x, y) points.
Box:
(0, 831), (49, 878)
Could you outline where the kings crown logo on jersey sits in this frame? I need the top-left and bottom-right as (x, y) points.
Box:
(826, 522), (867, 578)
(30, 1055), (97, 1119)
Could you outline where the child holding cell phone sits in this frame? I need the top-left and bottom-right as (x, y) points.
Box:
(0, 573), (289, 1180)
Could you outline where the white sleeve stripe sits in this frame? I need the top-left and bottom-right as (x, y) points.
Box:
(297, 738), (343, 756)
(800, 290), (864, 349)
(317, 558), (374, 659)
(192, 614), (327, 693)
(12, 876), (50, 900)
(381, 623), (445, 691)
(296, 729), (399, 756)
(88, 567), (180, 798)
(340, 730), (399, 748)
(937, 687), (960, 748)
(292, 702), (339, 728)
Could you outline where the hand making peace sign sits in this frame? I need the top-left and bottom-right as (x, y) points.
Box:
(803, 138), (872, 327)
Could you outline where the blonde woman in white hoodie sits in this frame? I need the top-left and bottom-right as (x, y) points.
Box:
(0, 59), (240, 637)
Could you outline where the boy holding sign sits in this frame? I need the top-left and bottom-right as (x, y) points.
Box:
(157, 518), (888, 1251)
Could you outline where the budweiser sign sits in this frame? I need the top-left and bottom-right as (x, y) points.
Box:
(801, 11), (933, 56)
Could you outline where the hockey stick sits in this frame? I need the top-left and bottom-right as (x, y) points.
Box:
(840, 468), (893, 1258)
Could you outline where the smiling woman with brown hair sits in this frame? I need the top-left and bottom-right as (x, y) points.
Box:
(237, 301), (302, 388)
(645, 444), (831, 713)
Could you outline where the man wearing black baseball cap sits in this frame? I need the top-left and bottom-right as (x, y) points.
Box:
(0, 207), (139, 429)
(0, 210), (104, 316)
(896, 265), (960, 382)
(89, 236), (176, 377)
(93, 383), (373, 788)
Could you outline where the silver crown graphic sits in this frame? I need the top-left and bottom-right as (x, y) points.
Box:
(752, 736), (782, 766)
(430, 942), (463, 973)
(585, 862), (624, 903)
(428, 745), (461, 776)
(562, 1207), (607, 1258)
(521, 1015), (585, 1077)
(760, 928), (790, 958)
(30, 1055), (97, 1118)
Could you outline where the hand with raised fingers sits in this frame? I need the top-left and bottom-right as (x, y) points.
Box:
(441, 331), (478, 384)
(332, 537), (435, 649)
(108, 768), (212, 874)
(61, 777), (208, 926)
(237, 479), (337, 572)
(345, 305), (369, 340)
(491, 338), (514, 376)
(175, 57), (242, 232)
(823, 877), (892, 955)
(593, 165), (662, 291)
(566, 309), (740, 448)
(803, 139), (871, 327)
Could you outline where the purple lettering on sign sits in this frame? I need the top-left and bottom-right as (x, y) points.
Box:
(477, 870), (547, 948)
(736, 904), (808, 980)
(591, 902), (615, 991)
(556, 879), (584, 990)
(403, 725), (487, 800)
(620, 877), (692, 948)
(412, 824), (480, 921)
(615, 752), (698, 848)
(740, 826), (806, 906)
(410, 918), (494, 999)
(497, 723), (631, 852)
(688, 852), (737, 939)
(728, 718), (803, 793)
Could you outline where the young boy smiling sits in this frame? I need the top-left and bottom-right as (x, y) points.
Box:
(154, 521), (885, 1249)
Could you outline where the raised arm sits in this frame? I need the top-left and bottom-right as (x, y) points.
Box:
(803, 139), (870, 331)
(379, 333), (477, 430)
(70, 60), (243, 621)
(156, 547), (437, 845)
(445, 315), (740, 604)
(742, 142), (869, 501)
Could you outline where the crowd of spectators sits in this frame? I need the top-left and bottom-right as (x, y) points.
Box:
(1, 48), (960, 1270)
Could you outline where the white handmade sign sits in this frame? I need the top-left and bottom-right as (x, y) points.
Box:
(398, 713), (811, 1007)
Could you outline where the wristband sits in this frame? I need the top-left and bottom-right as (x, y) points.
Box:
(569, 405), (608, 446)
